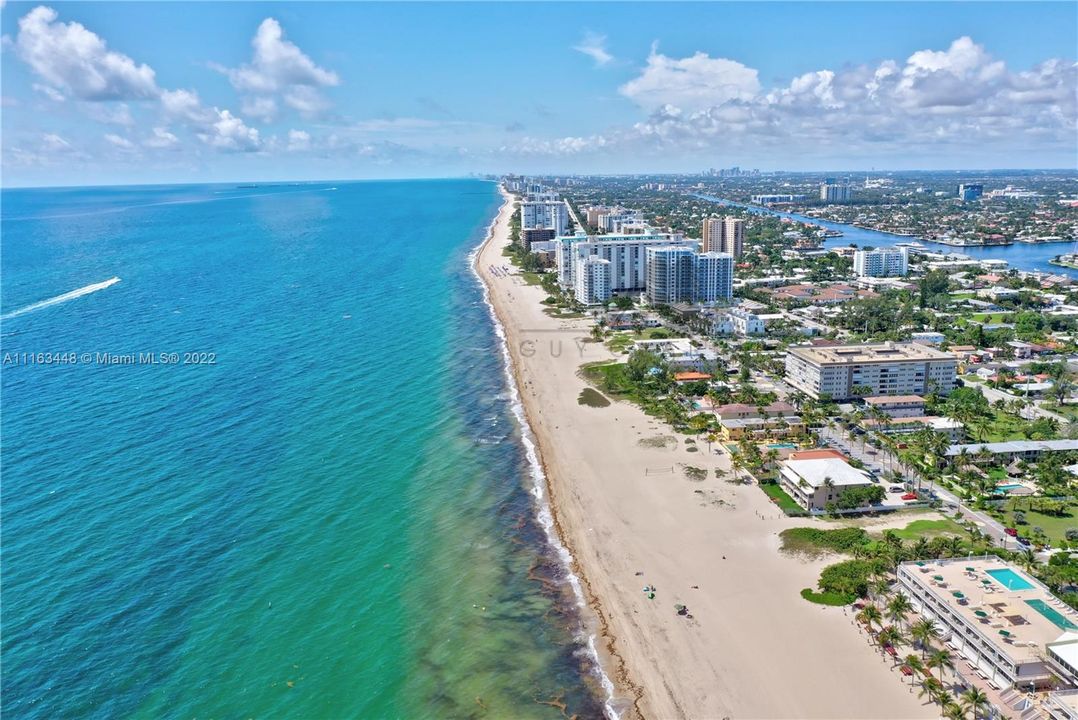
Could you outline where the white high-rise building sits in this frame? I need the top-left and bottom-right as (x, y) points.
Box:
(692, 252), (735, 303)
(785, 342), (957, 400)
(645, 246), (695, 304)
(820, 181), (854, 202)
(645, 248), (733, 305)
(556, 232), (693, 292)
(574, 256), (612, 305)
(853, 247), (909, 277)
(521, 200), (569, 246)
(702, 217), (744, 257)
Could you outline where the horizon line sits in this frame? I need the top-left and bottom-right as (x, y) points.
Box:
(2, 167), (1076, 192)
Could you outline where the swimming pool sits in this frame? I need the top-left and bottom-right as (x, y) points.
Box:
(767, 443), (798, 450)
(993, 484), (1024, 494)
(987, 568), (1035, 591)
(1025, 599), (1078, 630)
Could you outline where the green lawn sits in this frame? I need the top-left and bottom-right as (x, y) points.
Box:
(760, 482), (804, 515)
(970, 312), (1014, 324)
(521, 272), (543, 286)
(884, 518), (966, 542)
(960, 374), (983, 384)
(990, 498), (1078, 545)
(980, 409), (1031, 442)
(1045, 403), (1078, 422)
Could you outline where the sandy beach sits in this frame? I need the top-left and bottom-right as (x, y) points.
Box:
(477, 189), (937, 720)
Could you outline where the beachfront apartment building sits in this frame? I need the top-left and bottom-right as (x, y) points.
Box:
(555, 232), (693, 293)
(521, 200), (569, 245)
(573, 255), (612, 306)
(632, 338), (718, 371)
(778, 449), (875, 512)
(702, 216), (744, 257)
(715, 401), (805, 442)
(644, 247), (734, 306)
(853, 247), (909, 277)
(784, 342), (958, 400)
(897, 557), (1078, 694)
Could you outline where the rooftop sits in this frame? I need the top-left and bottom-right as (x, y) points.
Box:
(788, 341), (957, 365)
(863, 395), (926, 405)
(782, 456), (870, 489)
(945, 439), (1078, 456)
(902, 557), (1078, 666)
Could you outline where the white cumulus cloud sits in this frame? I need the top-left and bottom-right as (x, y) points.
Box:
(619, 45), (760, 113)
(15, 5), (158, 101)
(222, 18), (339, 119)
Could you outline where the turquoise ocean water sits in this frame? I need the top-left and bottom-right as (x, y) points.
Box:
(1, 180), (606, 718)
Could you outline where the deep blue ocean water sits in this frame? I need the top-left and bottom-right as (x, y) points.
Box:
(1, 180), (603, 718)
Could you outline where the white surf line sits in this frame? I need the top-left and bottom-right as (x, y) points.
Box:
(469, 195), (620, 720)
(2, 277), (121, 320)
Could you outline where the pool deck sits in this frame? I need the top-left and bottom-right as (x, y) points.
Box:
(903, 557), (1078, 663)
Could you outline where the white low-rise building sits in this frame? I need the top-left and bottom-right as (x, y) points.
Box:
(778, 449), (875, 512)
(632, 338), (718, 371)
(898, 557), (1078, 693)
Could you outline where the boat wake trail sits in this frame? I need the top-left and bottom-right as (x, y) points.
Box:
(2, 277), (121, 320)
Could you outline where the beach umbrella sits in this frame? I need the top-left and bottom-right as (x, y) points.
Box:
(915, 561), (926, 567)
(974, 610), (988, 617)
(933, 575), (944, 581)
(965, 566), (976, 572)
(952, 591), (965, 598)
(999, 630), (1011, 637)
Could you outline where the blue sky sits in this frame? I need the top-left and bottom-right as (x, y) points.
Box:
(2, 2), (1076, 186)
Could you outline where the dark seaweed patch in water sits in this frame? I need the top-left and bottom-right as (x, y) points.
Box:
(411, 229), (606, 717)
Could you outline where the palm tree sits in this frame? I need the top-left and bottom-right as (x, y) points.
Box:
(913, 536), (931, 560)
(927, 648), (955, 683)
(858, 604), (883, 636)
(914, 620), (940, 659)
(887, 593), (913, 629)
(902, 654), (925, 685)
(960, 687), (990, 720)
(705, 432), (718, 455)
(942, 701), (967, 720)
(918, 676), (947, 706)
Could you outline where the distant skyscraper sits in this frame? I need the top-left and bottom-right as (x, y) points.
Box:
(820, 181), (853, 202)
(702, 217), (744, 257)
(957, 183), (984, 201)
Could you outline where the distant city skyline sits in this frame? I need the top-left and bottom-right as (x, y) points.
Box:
(2, 2), (1076, 187)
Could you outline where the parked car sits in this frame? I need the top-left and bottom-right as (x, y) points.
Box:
(1004, 527), (1018, 537)
(888, 485), (904, 493)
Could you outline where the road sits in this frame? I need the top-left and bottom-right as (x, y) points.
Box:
(814, 422), (1027, 551)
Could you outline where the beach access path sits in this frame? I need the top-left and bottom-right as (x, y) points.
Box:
(477, 189), (936, 720)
